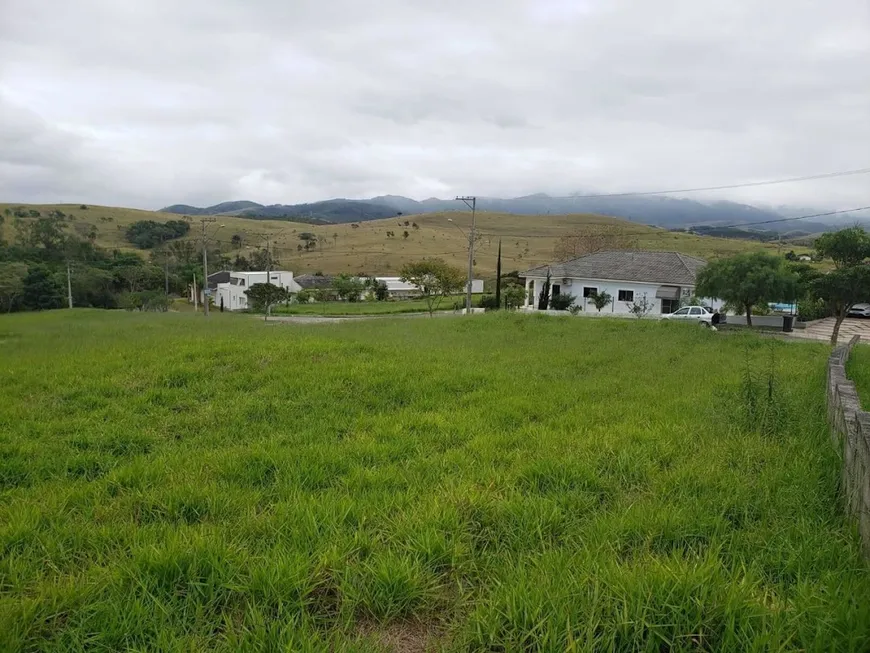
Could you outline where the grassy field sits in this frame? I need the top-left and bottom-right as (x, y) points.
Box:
(272, 296), (472, 316)
(1, 202), (812, 278)
(1, 311), (868, 651)
(848, 344), (870, 409)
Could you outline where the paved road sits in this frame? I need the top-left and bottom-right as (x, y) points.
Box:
(790, 317), (870, 343)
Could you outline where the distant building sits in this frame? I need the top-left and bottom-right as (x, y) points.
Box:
(373, 277), (484, 299)
(214, 271), (301, 311)
(521, 250), (719, 316)
(294, 274), (334, 291)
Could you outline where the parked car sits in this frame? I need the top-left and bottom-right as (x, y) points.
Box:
(847, 303), (870, 318)
(662, 305), (726, 326)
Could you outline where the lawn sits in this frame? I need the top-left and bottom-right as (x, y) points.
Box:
(272, 296), (472, 316)
(847, 344), (870, 410)
(1, 311), (868, 651)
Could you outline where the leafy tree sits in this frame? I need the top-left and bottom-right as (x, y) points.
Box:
(298, 232), (317, 242)
(695, 252), (796, 327)
(626, 294), (655, 319)
(400, 258), (465, 316)
(402, 230), (409, 239)
(230, 234), (243, 250)
(296, 289), (312, 303)
(367, 278), (389, 301)
(503, 284), (526, 309)
(332, 274), (365, 302)
(124, 220), (190, 249)
(15, 215), (68, 255)
(245, 283), (289, 320)
(21, 265), (64, 310)
(590, 290), (612, 312)
(0, 262), (27, 312)
(537, 269), (551, 310)
(550, 293), (576, 311)
(250, 248), (278, 271)
(813, 264), (870, 345)
(814, 226), (870, 269)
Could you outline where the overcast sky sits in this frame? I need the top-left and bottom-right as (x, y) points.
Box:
(1, 0), (868, 210)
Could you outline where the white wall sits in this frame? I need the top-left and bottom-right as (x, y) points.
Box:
(524, 276), (695, 316)
(214, 271), (301, 311)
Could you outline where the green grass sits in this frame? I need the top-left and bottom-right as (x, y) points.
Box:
(272, 296), (472, 316)
(1, 310), (869, 651)
(848, 344), (870, 410)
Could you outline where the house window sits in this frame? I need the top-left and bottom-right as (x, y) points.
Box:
(527, 282), (535, 305)
(552, 284), (561, 297)
(239, 279), (245, 287)
(618, 290), (634, 302)
(583, 287), (597, 298)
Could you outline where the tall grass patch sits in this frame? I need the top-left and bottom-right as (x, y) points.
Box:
(1, 309), (868, 651)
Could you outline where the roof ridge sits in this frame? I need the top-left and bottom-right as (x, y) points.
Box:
(674, 251), (704, 276)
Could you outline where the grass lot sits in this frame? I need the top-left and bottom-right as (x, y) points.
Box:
(2, 311), (869, 651)
(848, 344), (870, 409)
(272, 296), (472, 316)
(1, 203), (812, 278)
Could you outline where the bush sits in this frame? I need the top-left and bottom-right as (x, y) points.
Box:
(296, 289), (312, 304)
(549, 293), (576, 311)
(120, 291), (170, 312)
(797, 297), (832, 322)
(125, 220), (191, 249)
(478, 295), (500, 310)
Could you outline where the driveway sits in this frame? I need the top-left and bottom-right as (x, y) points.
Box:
(789, 317), (870, 344)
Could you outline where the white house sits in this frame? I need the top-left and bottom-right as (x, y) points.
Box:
(521, 251), (719, 316)
(371, 277), (484, 299)
(214, 271), (302, 311)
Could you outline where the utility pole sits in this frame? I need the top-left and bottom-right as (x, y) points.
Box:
(200, 218), (217, 316)
(456, 196), (477, 314)
(66, 261), (73, 309)
(193, 273), (198, 311)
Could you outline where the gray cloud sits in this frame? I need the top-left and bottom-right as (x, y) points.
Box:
(0, 0), (868, 209)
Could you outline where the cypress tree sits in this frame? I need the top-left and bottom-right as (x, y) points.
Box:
(538, 268), (551, 310)
(495, 239), (502, 310)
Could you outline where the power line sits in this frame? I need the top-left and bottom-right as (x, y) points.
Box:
(542, 167), (870, 200)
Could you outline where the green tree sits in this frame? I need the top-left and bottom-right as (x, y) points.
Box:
(21, 265), (64, 310)
(494, 239), (502, 311)
(251, 248), (278, 271)
(245, 283), (289, 320)
(124, 220), (190, 249)
(400, 258), (465, 316)
(814, 226), (870, 269)
(503, 284), (526, 309)
(0, 262), (27, 312)
(333, 274), (366, 302)
(590, 290), (612, 312)
(813, 266), (870, 345)
(695, 252), (796, 327)
(537, 269), (551, 310)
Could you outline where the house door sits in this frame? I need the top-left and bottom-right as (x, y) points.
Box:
(661, 298), (679, 314)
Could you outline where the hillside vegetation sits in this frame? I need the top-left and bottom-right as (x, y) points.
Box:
(1, 312), (868, 650)
(1, 203), (811, 277)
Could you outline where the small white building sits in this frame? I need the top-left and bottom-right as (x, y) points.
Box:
(372, 277), (484, 299)
(214, 271), (302, 311)
(521, 251), (719, 316)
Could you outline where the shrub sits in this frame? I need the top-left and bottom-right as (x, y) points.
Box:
(478, 295), (500, 310)
(125, 220), (190, 249)
(797, 296), (832, 322)
(549, 293), (576, 311)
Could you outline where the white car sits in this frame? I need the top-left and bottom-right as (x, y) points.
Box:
(662, 305), (725, 326)
(848, 303), (870, 318)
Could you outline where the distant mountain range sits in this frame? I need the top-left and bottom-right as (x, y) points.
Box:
(160, 194), (870, 236)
